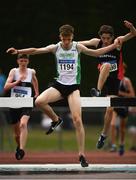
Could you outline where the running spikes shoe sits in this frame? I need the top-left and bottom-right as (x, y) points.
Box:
(119, 144), (125, 156)
(96, 134), (106, 149)
(90, 88), (101, 97)
(79, 155), (89, 167)
(46, 118), (63, 135)
(110, 144), (117, 152)
(15, 148), (25, 160)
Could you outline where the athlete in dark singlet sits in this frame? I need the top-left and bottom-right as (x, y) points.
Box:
(79, 20), (136, 149)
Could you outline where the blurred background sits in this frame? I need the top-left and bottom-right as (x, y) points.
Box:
(0, 0), (136, 153)
(0, 0), (136, 93)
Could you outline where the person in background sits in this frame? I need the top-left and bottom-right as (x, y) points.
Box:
(6, 24), (120, 167)
(127, 105), (136, 152)
(110, 62), (135, 155)
(0, 68), (6, 96)
(0, 67), (7, 150)
(4, 54), (39, 160)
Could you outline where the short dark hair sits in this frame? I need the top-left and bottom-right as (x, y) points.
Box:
(17, 54), (29, 59)
(59, 24), (74, 36)
(98, 25), (114, 36)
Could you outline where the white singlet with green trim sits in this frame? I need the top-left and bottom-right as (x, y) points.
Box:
(55, 41), (81, 85)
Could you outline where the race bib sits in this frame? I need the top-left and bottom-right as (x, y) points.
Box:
(59, 59), (75, 71)
(11, 86), (32, 97)
(110, 62), (117, 72)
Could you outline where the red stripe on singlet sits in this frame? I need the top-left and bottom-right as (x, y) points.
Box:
(118, 51), (124, 80)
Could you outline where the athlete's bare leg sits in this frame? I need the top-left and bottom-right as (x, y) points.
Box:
(110, 111), (118, 145)
(13, 122), (20, 147)
(68, 90), (85, 156)
(35, 87), (63, 122)
(119, 117), (127, 145)
(19, 115), (29, 150)
(97, 63), (110, 91)
(68, 90), (88, 166)
(102, 107), (114, 136)
(96, 106), (114, 149)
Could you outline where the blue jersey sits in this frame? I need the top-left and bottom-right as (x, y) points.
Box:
(0, 74), (6, 95)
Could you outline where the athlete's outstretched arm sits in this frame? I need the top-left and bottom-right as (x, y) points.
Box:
(6, 44), (57, 55)
(124, 20), (136, 36)
(79, 38), (100, 48)
(78, 38), (119, 57)
(117, 20), (136, 43)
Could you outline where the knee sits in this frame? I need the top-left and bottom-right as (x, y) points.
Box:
(20, 122), (27, 130)
(104, 63), (111, 70)
(72, 114), (82, 128)
(102, 63), (111, 73)
(35, 96), (42, 108)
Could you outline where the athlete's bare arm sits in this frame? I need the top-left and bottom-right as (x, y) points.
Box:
(4, 69), (22, 91)
(77, 39), (119, 57)
(117, 20), (136, 43)
(124, 20), (136, 36)
(79, 38), (100, 48)
(31, 69), (39, 98)
(6, 44), (57, 55)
